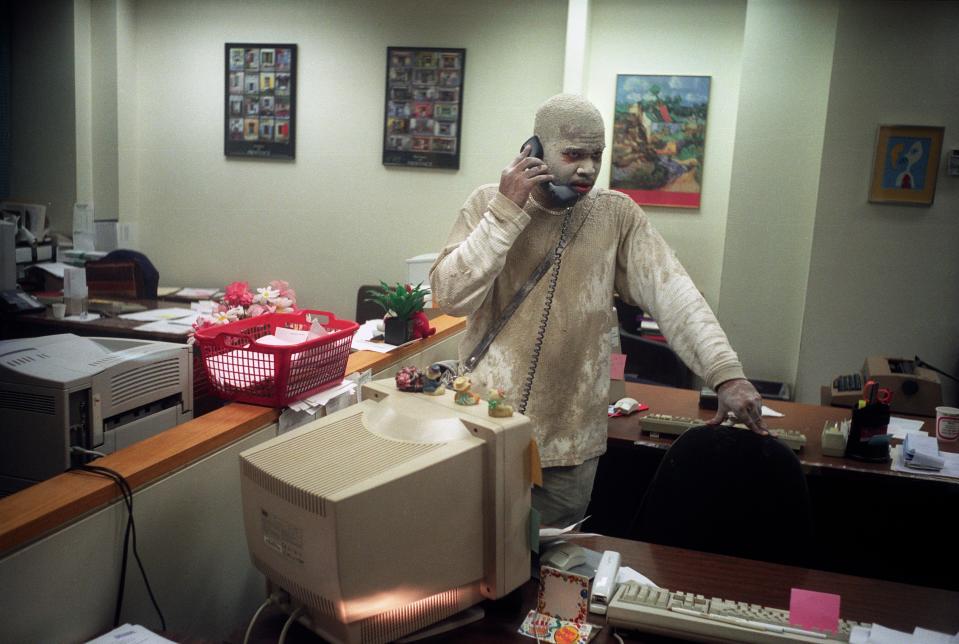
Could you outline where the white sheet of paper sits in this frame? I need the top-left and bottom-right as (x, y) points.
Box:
(867, 624), (913, 644)
(761, 405), (784, 417)
(176, 287), (220, 299)
(303, 381), (356, 407)
(64, 313), (102, 322)
(886, 416), (926, 439)
(615, 566), (659, 588)
(84, 623), (176, 644)
(351, 339), (395, 353)
(891, 445), (959, 480)
(119, 307), (195, 321)
(133, 320), (192, 335)
(30, 262), (71, 279)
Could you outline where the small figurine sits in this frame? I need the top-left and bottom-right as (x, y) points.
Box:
(452, 375), (480, 406)
(410, 311), (436, 340)
(487, 387), (514, 417)
(422, 363), (446, 396)
(395, 366), (424, 392)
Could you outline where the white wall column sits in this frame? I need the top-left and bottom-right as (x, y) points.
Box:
(562, 0), (590, 94)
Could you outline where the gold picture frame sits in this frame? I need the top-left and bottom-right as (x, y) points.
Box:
(868, 125), (944, 206)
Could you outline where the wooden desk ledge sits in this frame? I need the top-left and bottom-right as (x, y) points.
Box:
(0, 403), (279, 556)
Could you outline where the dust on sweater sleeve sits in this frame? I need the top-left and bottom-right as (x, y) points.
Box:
(613, 197), (745, 390)
(429, 186), (531, 317)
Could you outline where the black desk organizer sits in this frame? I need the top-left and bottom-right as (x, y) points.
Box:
(846, 402), (891, 462)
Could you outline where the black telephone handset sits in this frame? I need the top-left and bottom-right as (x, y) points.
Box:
(522, 136), (579, 207)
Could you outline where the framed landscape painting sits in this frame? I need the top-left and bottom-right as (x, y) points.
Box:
(610, 74), (710, 208)
(868, 125), (943, 206)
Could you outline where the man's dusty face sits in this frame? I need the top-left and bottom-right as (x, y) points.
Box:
(541, 127), (605, 196)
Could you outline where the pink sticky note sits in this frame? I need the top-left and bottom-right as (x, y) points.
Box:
(789, 588), (840, 633)
(610, 353), (626, 381)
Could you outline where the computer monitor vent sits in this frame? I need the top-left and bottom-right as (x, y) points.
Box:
(253, 554), (336, 618)
(240, 408), (444, 516)
(359, 588), (462, 644)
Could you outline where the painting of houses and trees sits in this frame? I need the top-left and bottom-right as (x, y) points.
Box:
(611, 74), (710, 208)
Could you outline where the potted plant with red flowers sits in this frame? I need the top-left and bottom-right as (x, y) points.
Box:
(366, 281), (428, 345)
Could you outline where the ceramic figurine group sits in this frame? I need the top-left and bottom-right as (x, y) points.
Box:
(393, 364), (513, 417)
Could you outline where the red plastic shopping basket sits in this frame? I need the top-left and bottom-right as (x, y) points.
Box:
(193, 310), (358, 407)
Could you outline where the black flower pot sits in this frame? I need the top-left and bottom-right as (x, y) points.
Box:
(384, 317), (411, 345)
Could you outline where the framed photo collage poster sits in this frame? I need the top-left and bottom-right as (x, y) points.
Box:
(225, 43), (297, 159)
(383, 47), (466, 169)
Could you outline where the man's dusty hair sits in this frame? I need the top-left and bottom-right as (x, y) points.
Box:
(533, 93), (605, 143)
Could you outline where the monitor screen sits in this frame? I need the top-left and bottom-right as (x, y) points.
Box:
(239, 378), (532, 644)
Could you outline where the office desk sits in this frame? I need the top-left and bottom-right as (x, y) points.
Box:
(3, 298), (197, 342)
(241, 534), (959, 643)
(591, 383), (959, 590)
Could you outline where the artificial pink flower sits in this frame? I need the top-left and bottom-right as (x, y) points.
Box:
(224, 281), (254, 307)
(246, 303), (268, 317)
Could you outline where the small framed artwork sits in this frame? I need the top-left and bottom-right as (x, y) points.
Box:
(610, 74), (711, 208)
(224, 43), (296, 159)
(383, 46), (465, 169)
(868, 125), (944, 206)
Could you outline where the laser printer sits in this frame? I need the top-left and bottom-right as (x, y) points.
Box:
(0, 334), (193, 495)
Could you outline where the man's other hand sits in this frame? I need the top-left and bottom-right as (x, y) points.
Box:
(708, 378), (768, 435)
(499, 144), (555, 208)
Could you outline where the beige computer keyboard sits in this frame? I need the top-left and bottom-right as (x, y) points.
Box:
(640, 414), (807, 452)
(607, 581), (865, 643)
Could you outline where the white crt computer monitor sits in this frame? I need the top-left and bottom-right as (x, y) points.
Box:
(239, 378), (532, 644)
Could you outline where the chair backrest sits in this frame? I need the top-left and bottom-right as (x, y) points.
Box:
(629, 425), (813, 566)
(355, 284), (384, 324)
(85, 260), (145, 299)
(619, 328), (695, 389)
(102, 249), (159, 299)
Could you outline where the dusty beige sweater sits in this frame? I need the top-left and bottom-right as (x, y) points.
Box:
(430, 185), (745, 467)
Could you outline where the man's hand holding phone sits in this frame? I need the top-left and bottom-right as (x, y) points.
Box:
(499, 144), (554, 208)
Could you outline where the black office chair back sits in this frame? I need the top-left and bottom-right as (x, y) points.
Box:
(103, 249), (159, 299)
(619, 328), (694, 389)
(355, 284), (385, 324)
(630, 425), (813, 566)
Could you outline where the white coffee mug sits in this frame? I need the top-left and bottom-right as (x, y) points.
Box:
(51, 302), (67, 319)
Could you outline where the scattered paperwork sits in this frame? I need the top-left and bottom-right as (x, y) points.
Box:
(132, 320), (193, 335)
(849, 624), (959, 643)
(761, 405), (784, 417)
(29, 261), (71, 279)
(540, 517), (599, 544)
(120, 307), (195, 322)
(85, 623), (175, 644)
(351, 319), (398, 353)
(175, 287), (220, 299)
(891, 445), (959, 480)
(64, 313), (102, 322)
(886, 416), (926, 439)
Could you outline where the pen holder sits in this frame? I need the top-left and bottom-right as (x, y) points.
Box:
(846, 402), (891, 462)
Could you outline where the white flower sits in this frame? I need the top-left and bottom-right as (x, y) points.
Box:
(254, 286), (280, 304)
(273, 297), (294, 312)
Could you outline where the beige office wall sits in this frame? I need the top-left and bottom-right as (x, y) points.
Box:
(794, 1), (959, 405)
(124, 0), (566, 319)
(8, 0), (77, 233)
(717, 0), (839, 389)
(585, 0), (747, 309)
